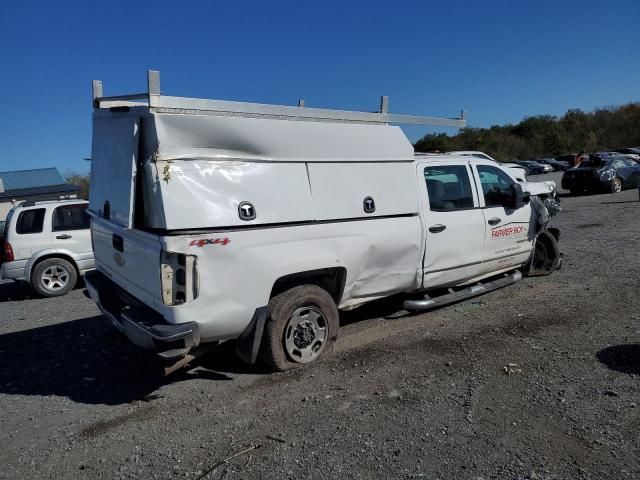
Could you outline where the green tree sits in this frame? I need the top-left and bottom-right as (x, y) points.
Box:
(65, 172), (90, 199)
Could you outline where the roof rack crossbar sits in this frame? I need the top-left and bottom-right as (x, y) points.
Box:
(92, 70), (467, 128)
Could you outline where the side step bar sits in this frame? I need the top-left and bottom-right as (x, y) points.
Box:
(403, 270), (523, 312)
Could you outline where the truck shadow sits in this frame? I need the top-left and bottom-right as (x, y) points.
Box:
(0, 281), (38, 303)
(596, 344), (640, 375)
(339, 294), (409, 327)
(0, 315), (238, 406)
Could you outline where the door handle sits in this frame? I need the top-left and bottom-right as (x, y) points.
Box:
(429, 224), (447, 233)
(56, 234), (72, 239)
(488, 217), (501, 226)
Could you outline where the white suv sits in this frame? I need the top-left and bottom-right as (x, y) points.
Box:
(1, 200), (94, 297)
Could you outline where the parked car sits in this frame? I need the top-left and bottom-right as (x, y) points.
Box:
(538, 158), (571, 171)
(613, 147), (640, 156)
(0, 200), (94, 296)
(500, 162), (528, 181)
(84, 71), (563, 374)
(561, 153), (640, 194)
(514, 160), (552, 175)
(612, 148), (640, 163)
(556, 154), (581, 168)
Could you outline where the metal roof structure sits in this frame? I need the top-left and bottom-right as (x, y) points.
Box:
(0, 168), (66, 191)
(93, 70), (467, 128)
(0, 168), (79, 200)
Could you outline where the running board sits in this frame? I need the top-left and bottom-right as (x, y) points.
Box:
(403, 270), (523, 312)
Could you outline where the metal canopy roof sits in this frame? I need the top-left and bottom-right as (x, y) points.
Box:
(0, 168), (66, 191)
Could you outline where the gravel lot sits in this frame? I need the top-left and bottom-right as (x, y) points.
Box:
(1, 172), (639, 480)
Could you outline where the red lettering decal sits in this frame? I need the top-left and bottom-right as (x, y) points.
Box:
(189, 237), (231, 248)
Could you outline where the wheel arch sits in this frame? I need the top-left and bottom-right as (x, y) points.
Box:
(269, 267), (347, 305)
(27, 251), (80, 282)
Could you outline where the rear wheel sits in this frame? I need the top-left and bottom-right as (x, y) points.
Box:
(610, 177), (622, 193)
(31, 258), (77, 297)
(259, 285), (339, 371)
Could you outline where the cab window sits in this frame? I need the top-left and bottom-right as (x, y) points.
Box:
(424, 165), (474, 211)
(477, 165), (515, 207)
(16, 208), (46, 234)
(52, 204), (90, 231)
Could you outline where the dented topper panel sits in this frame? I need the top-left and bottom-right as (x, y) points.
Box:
(152, 113), (415, 162)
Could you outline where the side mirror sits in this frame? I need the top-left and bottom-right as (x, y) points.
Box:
(506, 183), (528, 209)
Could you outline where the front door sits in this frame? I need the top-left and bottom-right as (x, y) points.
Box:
(417, 162), (486, 288)
(472, 164), (534, 274)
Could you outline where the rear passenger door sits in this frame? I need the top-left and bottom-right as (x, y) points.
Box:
(417, 162), (486, 288)
(51, 204), (92, 257)
(471, 164), (534, 274)
(13, 208), (48, 259)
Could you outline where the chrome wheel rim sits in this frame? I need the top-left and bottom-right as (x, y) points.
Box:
(613, 179), (622, 192)
(283, 306), (328, 363)
(41, 265), (69, 291)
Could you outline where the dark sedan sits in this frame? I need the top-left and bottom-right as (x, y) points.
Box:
(514, 160), (552, 174)
(561, 153), (640, 194)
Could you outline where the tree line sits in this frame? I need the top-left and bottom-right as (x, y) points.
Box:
(414, 102), (640, 161)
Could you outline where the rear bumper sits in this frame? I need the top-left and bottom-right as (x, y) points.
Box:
(84, 270), (200, 360)
(0, 260), (27, 281)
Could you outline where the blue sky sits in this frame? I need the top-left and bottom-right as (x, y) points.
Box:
(1, 0), (638, 174)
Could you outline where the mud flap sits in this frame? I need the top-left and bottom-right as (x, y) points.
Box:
(235, 307), (268, 364)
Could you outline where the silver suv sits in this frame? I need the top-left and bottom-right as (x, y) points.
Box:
(1, 200), (94, 297)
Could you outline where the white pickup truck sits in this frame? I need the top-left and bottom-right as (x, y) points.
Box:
(85, 71), (561, 374)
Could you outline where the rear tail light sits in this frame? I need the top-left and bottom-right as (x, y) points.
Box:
(160, 251), (198, 305)
(3, 241), (14, 262)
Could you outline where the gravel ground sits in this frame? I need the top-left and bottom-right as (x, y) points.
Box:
(0, 172), (639, 480)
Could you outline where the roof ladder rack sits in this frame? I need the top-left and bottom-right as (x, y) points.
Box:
(92, 70), (467, 127)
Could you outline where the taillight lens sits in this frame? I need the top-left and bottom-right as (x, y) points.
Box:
(3, 241), (14, 262)
(160, 251), (198, 305)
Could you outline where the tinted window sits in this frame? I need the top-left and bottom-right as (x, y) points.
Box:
(580, 157), (607, 168)
(477, 165), (515, 207)
(612, 159), (626, 169)
(53, 204), (90, 231)
(17, 208), (46, 234)
(424, 165), (474, 211)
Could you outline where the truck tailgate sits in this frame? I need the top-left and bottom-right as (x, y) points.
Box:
(91, 217), (163, 310)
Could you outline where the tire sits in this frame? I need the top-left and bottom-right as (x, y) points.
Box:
(259, 285), (339, 371)
(610, 177), (622, 193)
(31, 258), (77, 297)
(525, 230), (561, 276)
